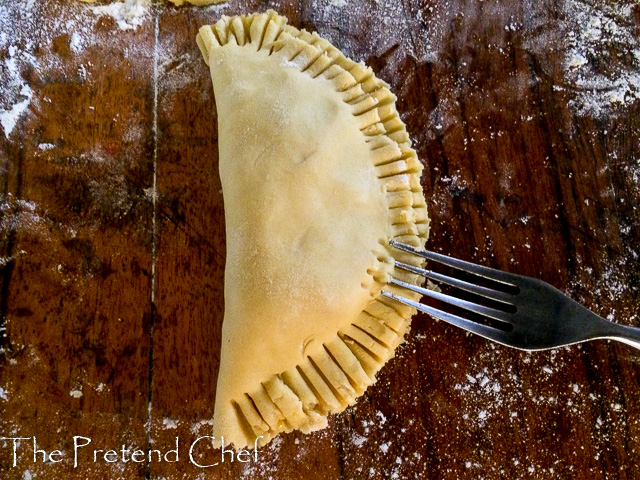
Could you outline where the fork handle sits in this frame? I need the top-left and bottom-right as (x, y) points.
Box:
(595, 318), (640, 351)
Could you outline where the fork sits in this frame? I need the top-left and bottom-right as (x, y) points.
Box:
(382, 241), (640, 351)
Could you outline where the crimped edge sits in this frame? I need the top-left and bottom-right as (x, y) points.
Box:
(197, 10), (430, 449)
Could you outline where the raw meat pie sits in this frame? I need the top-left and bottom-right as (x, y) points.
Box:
(197, 10), (429, 449)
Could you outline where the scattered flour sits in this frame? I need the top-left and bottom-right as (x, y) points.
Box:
(69, 31), (84, 53)
(351, 433), (368, 448)
(91, 0), (151, 31)
(190, 418), (214, 434)
(162, 417), (179, 429)
(0, 256), (16, 267)
(327, 0), (348, 8)
(0, 386), (8, 400)
(561, 0), (640, 117)
(69, 388), (83, 398)
(0, 44), (34, 138)
(0, 0), (156, 141)
(310, 0), (441, 71)
(0, 84), (33, 139)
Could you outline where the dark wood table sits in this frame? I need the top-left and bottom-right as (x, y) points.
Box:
(1, 0), (639, 478)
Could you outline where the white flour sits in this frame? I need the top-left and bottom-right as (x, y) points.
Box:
(0, 84), (33, 139)
(0, 1), (154, 139)
(91, 0), (151, 31)
(562, 0), (640, 117)
(0, 40), (34, 138)
(309, 0), (441, 72)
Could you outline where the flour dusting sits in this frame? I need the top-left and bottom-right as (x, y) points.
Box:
(70, 31), (85, 53)
(91, 0), (151, 31)
(69, 387), (83, 398)
(310, 0), (442, 73)
(561, 0), (640, 117)
(327, 0), (348, 8)
(0, 43), (34, 138)
(190, 418), (214, 434)
(0, 0), (154, 142)
(162, 417), (179, 429)
(0, 85), (33, 139)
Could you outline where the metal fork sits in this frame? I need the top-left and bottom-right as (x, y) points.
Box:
(382, 241), (640, 351)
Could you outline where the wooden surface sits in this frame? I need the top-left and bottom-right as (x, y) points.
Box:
(1, 0), (639, 479)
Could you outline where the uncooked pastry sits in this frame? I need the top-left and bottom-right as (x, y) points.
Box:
(197, 10), (429, 449)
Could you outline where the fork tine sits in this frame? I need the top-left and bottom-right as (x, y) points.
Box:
(389, 278), (513, 324)
(381, 290), (512, 345)
(390, 241), (519, 287)
(394, 261), (515, 305)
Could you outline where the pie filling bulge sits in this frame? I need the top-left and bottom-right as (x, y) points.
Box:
(197, 10), (430, 449)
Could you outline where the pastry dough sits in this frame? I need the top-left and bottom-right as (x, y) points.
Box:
(197, 10), (429, 449)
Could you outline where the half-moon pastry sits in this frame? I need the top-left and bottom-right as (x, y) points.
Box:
(196, 10), (429, 449)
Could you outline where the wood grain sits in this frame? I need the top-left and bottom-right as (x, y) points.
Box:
(1, 0), (639, 479)
(0, 2), (156, 478)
